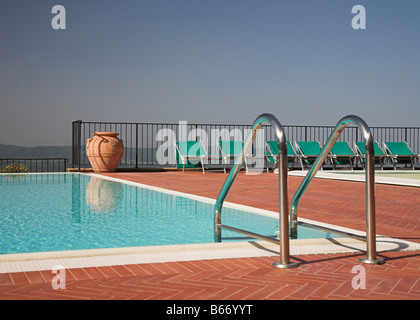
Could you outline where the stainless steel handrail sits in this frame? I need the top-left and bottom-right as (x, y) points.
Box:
(214, 113), (298, 268)
(290, 115), (385, 265)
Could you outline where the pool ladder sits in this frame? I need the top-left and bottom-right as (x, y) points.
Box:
(214, 113), (385, 268)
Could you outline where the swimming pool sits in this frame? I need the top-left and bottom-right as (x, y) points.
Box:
(0, 173), (335, 255)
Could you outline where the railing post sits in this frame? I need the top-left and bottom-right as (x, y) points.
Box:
(72, 120), (82, 171)
(135, 123), (139, 169)
(290, 115), (385, 265)
(359, 131), (384, 264)
(214, 113), (298, 269)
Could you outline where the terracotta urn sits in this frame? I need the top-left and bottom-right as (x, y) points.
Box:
(86, 132), (124, 172)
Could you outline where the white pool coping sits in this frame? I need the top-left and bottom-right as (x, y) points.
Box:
(288, 170), (420, 187)
(1, 172), (419, 274)
(1, 235), (420, 274)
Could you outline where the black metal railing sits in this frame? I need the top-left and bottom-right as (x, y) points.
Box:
(72, 120), (420, 170)
(0, 158), (68, 173)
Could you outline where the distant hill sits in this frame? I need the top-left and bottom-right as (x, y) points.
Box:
(0, 143), (72, 160)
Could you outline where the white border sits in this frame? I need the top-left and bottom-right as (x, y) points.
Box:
(288, 170), (420, 187)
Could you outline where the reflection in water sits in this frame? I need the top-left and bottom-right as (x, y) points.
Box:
(85, 176), (123, 214)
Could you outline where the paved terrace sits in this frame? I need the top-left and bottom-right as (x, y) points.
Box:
(0, 171), (419, 300)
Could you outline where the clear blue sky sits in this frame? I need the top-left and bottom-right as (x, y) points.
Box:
(1, 0), (419, 146)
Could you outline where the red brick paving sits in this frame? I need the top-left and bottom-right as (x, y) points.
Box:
(1, 171), (419, 300)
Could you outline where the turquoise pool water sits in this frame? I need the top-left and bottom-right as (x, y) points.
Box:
(0, 173), (334, 255)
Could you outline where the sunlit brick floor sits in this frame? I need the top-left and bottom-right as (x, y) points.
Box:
(1, 171), (419, 300)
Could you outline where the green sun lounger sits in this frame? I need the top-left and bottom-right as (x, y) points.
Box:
(354, 141), (389, 170)
(266, 141), (303, 171)
(176, 140), (220, 174)
(295, 141), (329, 169)
(219, 140), (245, 173)
(330, 141), (360, 170)
(383, 142), (419, 170)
